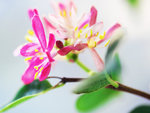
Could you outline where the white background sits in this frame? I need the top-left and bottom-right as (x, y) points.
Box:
(0, 0), (150, 113)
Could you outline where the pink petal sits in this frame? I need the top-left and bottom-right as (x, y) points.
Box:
(28, 9), (38, 20)
(89, 6), (97, 26)
(57, 45), (74, 56)
(20, 43), (41, 57)
(97, 23), (121, 45)
(74, 43), (88, 51)
(43, 17), (56, 30)
(59, 3), (66, 11)
(32, 15), (47, 51)
(47, 33), (56, 52)
(90, 48), (104, 72)
(39, 62), (51, 81)
(22, 57), (43, 84)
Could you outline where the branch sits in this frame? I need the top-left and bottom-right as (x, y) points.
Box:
(47, 76), (150, 100)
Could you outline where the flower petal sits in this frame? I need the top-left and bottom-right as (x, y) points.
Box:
(28, 9), (38, 20)
(22, 57), (43, 84)
(90, 48), (104, 72)
(57, 45), (74, 56)
(43, 17), (56, 31)
(97, 23), (121, 45)
(38, 62), (51, 81)
(47, 33), (56, 52)
(32, 15), (47, 51)
(20, 43), (41, 57)
(89, 6), (97, 26)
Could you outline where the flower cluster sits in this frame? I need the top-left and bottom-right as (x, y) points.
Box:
(15, 0), (121, 84)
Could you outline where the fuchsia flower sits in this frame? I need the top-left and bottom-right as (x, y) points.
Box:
(44, 0), (121, 55)
(15, 9), (56, 84)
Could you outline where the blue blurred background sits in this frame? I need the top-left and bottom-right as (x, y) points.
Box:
(0, 0), (150, 113)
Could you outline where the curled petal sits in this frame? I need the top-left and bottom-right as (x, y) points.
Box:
(97, 23), (121, 45)
(57, 45), (74, 56)
(22, 57), (43, 84)
(47, 33), (56, 52)
(43, 17), (56, 30)
(39, 62), (51, 81)
(20, 43), (41, 57)
(89, 6), (97, 26)
(28, 9), (38, 20)
(32, 15), (47, 51)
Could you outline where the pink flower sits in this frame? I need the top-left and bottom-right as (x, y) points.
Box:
(44, 0), (121, 56)
(15, 9), (56, 84)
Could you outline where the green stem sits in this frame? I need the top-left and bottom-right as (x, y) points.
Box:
(75, 59), (95, 76)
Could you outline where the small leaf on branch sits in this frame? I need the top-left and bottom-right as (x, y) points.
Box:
(0, 80), (53, 112)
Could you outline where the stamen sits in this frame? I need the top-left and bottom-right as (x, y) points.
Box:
(95, 32), (99, 37)
(34, 66), (39, 70)
(25, 36), (32, 43)
(35, 49), (39, 52)
(90, 29), (93, 36)
(39, 67), (44, 72)
(104, 39), (110, 47)
(34, 72), (38, 79)
(85, 33), (88, 38)
(24, 57), (32, 61)
(40, 57), (44, 60)
(83, 24), (88, 29)
(88, 39), (96, 48)
(75, 26), (78, 31)
(63, 10), (67, 17)
(28, 30), (34, 36)
(77, 32), (80, 38)
(99, 31), (106, 40)
(69, 11), (72, 16)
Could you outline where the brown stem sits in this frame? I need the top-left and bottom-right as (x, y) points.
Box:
(47, 76), (150, 100)
(106, 82), (150, 100)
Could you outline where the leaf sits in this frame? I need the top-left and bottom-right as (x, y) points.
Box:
(127, 0), (139, 7)
(73, 72), (110, 94)
(130, 105), (150, 113)
(105, 35), (122, 63)
(76, 88), (119, 112)
(106, 53), (121, 81)
(0, 80), (52, 112)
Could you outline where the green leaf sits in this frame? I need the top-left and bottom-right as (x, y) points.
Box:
(127, 0), (139, 7)
(0, 80), (52, 112)
(130, 105), (150, 113)
(106, 53), (121, 81)
(73, 72), (110, 94)
(76, 88), (119, 112)
(105, 35), (122, 63)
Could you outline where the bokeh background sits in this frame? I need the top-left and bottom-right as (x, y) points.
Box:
(0, 0), (150, 113)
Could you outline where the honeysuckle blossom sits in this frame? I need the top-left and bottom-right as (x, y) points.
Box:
(43, 0), (121, 71)
(44, 0), (121, 54)
(15, 9), (56, 84)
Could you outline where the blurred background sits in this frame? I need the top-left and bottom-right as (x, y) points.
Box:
(0, 0), (150, 113)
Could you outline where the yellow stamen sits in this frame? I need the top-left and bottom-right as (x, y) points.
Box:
(90, 29), (93, 36)
(99, 31), (106, 40)
(69, 11), (72, 16)
(40, 57), (44, 60)
(85, 33), (88, 38)
(83, 24), (88, 29)
(63, 10), (67, 17)
(25, 36), (33, 43)
(34, 66), (39, 70)
(104, 39), (110, 47)
(77, 32), (80, 38)
(95, 32), (99, 37)
(39, 67), (44, 72)
(34, 72), (38, 79)
(88, 39), (96, 48)
(24, 57), (32, 61)
(28, 30), (34, 36)
(75, 26), (78, 31)
(35, 49), (39, 52)
(60, 11), (63, 16)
